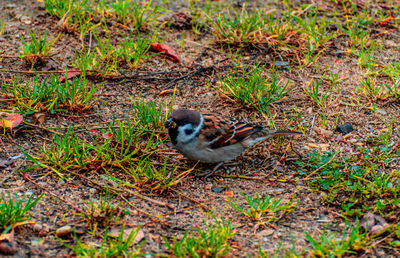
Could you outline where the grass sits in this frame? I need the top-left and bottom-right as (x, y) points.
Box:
(116, 31), (155, 68)
(291, 9), (336, 66)
(165, 216), (235, 258)
(227, 193), (297, 222)
(1, 75), (98, 114)
(23, 119), (187, 193)
(110, 0), (164, 30)
(219, 63), (290, 114)
(212, 5), (268, 44)
(0, 19), (5, 36)
(3, 0), (400, 256)
(297, 147), (400, 217)
(63, 225), (144, 257)
(131, 94), (173, 130)
(19, 30), (60, 66)
(76, 192), (126, 236)
(305, 222), (372, 257)
(357, 76), (387, 103)
(304, 78), (332, 108)
(0, 192), (43, 234)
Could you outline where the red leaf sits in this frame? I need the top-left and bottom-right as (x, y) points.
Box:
(59, 68), (81, 83)
(150, 43), (180, 62)
(0, 114), (23, 130)
(102, 133), (113, 139)
(379, 16), (396, 26)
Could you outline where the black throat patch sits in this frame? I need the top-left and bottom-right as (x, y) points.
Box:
(168, 127), (178, 145)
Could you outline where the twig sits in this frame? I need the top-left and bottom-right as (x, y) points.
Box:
(68, 171), (172, 223)
(308, 115), (315, 136)
(19, 171), (83, 213)
(23, 121), (62, 135)
(169, 189), (211, 212)
(163, 58), (230, 89)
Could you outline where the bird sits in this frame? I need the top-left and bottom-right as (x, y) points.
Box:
(164, 109), (301, 177)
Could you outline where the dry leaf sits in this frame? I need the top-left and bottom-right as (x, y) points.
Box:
(59, 68), (81, 83)
(306, 143), (330, 152)
(159, 89), (174, 96)
(33, 113), (46, 125)
(150, 43), (180, 62)
(224, 191), (234, 198)
(0, 114), (23, 132)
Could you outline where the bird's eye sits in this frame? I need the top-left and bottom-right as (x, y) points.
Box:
(184, 129), (194, 135)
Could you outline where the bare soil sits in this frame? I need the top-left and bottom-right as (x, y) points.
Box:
(1, 0), (400, 257)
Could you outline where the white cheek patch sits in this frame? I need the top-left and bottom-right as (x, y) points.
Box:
(177, 124), (196, 144)
(176, 115), (204, 144)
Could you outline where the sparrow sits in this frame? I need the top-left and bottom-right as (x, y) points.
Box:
(164, 109), (301, 176)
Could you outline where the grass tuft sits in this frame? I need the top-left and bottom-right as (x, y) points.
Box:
(165, 216), (235, 258)
(0, 192), (43, 234)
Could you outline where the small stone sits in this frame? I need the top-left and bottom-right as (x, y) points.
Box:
(0, 239), (17, 255)
(275, 61), (290, 70)
(33, 223), (43, 232)
(370, 225), (385, 235)
(265, 188), (285, 194)
(88, 188), (97, 194)
(375, 109), (387, 115)
(385, 40), (397, 47)
(368, 125), (374, 132)
(336, 123), (353, 135)
(20, 16), (32, 25)
(211, 187), (223, 193)
(25, 190), (33, 196)
(56, 225), (73, 237)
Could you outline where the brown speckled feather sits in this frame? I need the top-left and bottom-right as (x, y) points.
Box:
(200, 114), (263, 149)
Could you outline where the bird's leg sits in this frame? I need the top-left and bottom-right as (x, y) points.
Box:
(198, 162), (224, 179)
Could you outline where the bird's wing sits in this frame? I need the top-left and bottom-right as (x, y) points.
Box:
(199, 114), (263, 149)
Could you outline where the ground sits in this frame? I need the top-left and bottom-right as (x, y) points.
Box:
(0, 0), (400, 257)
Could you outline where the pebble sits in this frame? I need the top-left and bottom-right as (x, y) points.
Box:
(368, 125), (374, 132)
(375, 108), (387, 115)
(336, 123), (353, 135)
(275, 61), (290, 70)
(211, 187), (223, 193)
(265, 188), (285, 194)
(20, 16), (32, 25)
(33, 223), (43, 232)
(25, 190), (34, 196)
(335, 135), (344, 141)
(88, 188), (97, 194)
(0, 239), (17, 255)
(55, 225), (73, 237)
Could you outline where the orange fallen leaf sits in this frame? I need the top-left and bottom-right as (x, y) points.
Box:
(59, 68), (81, 83)
(224, 191), (234, 198)
(0, 114), (23, 131)
(150, 43), (180, 62)
(379, 16), (396, 26)
(159, 89), (175, 96)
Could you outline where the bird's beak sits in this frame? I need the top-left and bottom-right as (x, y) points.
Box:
(164, 118), (176, 129)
